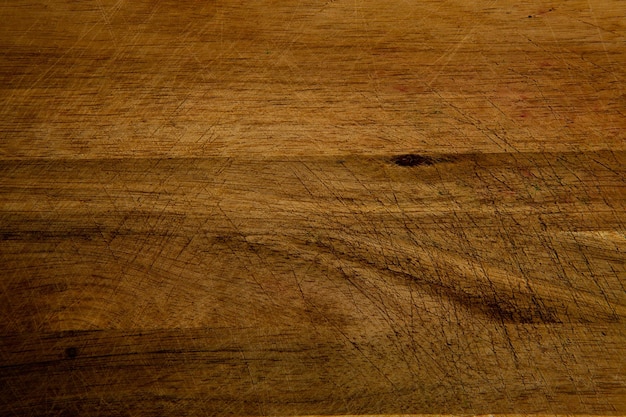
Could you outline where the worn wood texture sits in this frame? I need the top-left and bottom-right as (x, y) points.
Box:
(1, 1), (625, 416)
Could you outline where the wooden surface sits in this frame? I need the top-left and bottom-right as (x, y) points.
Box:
(1, 0), (625, 415)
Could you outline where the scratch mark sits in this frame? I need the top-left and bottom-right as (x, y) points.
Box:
(96, 0), (118, 47)
(428, 31), (473, 87)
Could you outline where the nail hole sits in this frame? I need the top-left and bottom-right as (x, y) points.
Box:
(65, 347), (78, 359)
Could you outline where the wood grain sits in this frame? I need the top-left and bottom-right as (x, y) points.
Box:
(1, 0), (625, 416)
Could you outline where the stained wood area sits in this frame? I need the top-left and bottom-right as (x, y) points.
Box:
(1, 0), (625, 416)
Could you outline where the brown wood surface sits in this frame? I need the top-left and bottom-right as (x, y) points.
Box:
(1, 0), (625, 416)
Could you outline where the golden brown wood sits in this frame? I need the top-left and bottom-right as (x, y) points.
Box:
(1, 1), (625, 416)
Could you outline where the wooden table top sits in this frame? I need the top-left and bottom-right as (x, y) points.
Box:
(1, 1), (625, 415)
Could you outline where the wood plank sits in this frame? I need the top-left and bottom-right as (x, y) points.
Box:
(1, 0), (625, 416)
(1, 1), (624, 159)
(1, 324), (624, 415)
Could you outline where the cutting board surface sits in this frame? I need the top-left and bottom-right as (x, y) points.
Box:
(1, 1), (625, 415)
